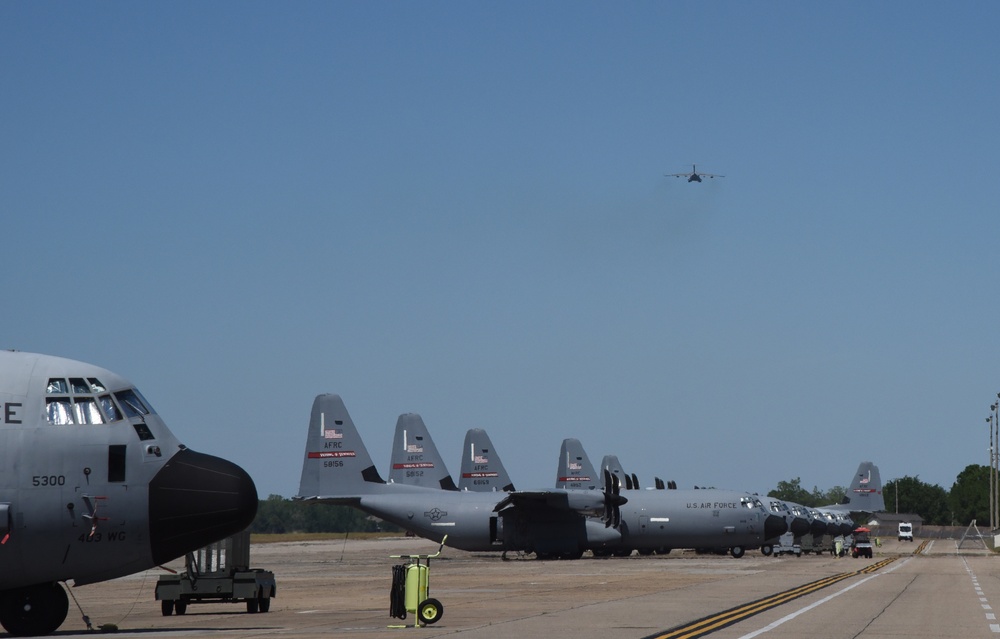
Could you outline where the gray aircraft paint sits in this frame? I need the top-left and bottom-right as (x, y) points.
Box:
(297, 394), (620, 557)
(387, 413), (457, 491)
(297, 394), (787, 558)
(459, 428), (514, 492)
(0, 351), (257, 636)
(555, 439), (601, 491)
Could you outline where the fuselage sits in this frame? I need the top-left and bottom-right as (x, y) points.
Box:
(615, 489), (784, 551)
(0, 351), (258, 590)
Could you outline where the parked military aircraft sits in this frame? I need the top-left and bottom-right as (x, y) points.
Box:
(298, 395), (786, 559)
(819, 461), (885, 518)
(666, 164), (724, 182)
(0, 351), (258, 636)
(298, 394), (621, 559)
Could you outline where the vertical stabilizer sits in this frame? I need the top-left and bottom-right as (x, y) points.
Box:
(601, 455), (630, 489)
(459, 428), (515, 492)
(842, 461), (885, 513)
(388, 413), (458, 491)
(555, 438), (600, 490)
(297, 394), (385, 499)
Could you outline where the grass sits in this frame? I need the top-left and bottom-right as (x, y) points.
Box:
(250, 532), (407, 544)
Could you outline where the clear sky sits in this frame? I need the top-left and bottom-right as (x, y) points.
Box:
(4, 2), (999, 501)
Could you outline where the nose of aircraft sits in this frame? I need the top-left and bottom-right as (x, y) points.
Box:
(789, 517), (811, 537)
(764, 514), (787, 540)
(148, 448), (258, 565)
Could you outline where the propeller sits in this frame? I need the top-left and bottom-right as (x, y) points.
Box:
(602, 469), (628, 528)
(631, 473), (639, 490)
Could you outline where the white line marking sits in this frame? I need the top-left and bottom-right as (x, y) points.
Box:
(736, 559), (909, 639)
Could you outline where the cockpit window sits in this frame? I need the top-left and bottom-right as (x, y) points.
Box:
(115, 389), (150, 418)
(46, 397), (73, 424)
(73, 398), (104, 424)
(44, 374), (151, 426)
(99, 395), (122, 422)
(47, 378), (68, 394)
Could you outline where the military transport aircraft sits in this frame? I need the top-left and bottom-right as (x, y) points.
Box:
(298, 395), (786, 559)
(299, 394), (621, 559)
(666, 164), (724, 182)
(0, 351), (258, 636)
(818, 461), (885, 518)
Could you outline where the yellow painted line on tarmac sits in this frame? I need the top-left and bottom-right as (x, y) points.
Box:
(641, 557), (898, 639)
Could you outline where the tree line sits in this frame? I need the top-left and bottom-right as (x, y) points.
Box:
(249, 494), (401, 534)
(767, 464), (991, 525)
(249, 464), (993, 533)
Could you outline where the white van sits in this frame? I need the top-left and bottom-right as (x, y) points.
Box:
(898, 522), (913, 542)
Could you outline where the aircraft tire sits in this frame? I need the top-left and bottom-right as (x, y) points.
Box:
(0, 582), (69, 637)
(175, 600), (188, 615)
(761, 545), (773, 556)
(637, 549), (654, 556)
(418, 598), (443, 625)
(247, 596), (259, 614)
(730, 546), (745, 559)
(161, 600), (174, 616)
(259, 593), (271, 613)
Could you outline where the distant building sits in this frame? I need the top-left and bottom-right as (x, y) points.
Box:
(863, 511), (924, 536)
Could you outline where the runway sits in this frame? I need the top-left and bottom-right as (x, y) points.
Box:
(55, 536), (996, 639)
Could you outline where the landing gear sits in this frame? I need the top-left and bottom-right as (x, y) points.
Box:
(0, 583), (69, 637)
(730, 546), (745, 559)
(761, 544), (773, 556)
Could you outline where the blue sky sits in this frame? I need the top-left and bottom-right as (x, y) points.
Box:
(4, 3), (999, 501)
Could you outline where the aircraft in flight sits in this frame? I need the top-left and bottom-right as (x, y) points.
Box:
(298, 395), (786, 559)
(0, 351), (258, 636)
(666, 164), (724, 182)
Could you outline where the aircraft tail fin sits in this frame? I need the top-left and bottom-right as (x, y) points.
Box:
(388, 413), (457, 491)
(555, 438), (600, 490)
(459, 428), (515, 492)
(601, 455), (631, 489)
(297, 394), (385, 500)
(841, 461), (885, 513)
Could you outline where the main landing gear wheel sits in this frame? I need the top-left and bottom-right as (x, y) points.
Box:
(0, 582), (69, 637)
(730, 546), (745, 558)
(418, 598), (443, 625)
(161, 600), (174, 616)
(761, 545), (773, 556)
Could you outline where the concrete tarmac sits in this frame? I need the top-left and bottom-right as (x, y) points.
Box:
(53, 536), (995, 639)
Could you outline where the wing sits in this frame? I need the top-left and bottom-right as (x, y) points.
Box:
(697, 172), (724, 178)
(492, 489), (606, 517)
(665, 172), (692, 178)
